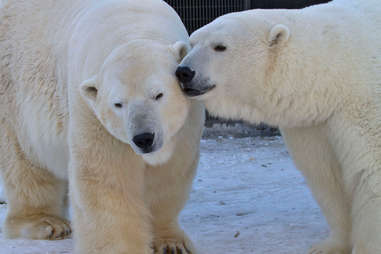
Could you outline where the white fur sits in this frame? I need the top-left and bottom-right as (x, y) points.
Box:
(0, 0), (204, 253)
(181, 0), (381, 253)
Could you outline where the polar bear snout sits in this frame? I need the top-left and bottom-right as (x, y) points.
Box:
(176, 65), (215, 97)
(175, 66), (201, 96)
(132, 132), (155, 153)
(176, 66), (195, 84)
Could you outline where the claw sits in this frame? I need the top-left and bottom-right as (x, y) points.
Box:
(183, 243), (191, 254)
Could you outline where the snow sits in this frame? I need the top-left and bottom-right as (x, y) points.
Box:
(0, 136), (328, 254)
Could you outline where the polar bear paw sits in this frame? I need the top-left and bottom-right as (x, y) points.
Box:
(5, 214), (71, 240)
(308, 239), (351, 254)
(153, 240), (193, 254)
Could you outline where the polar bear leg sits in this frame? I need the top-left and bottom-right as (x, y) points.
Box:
(351, 185), (381, 254)
(70, 172), (153, 254)
(69, 149), (152, 253)
(149, 158), (199, 254)
(1, 129), (70, 240)
(70, 165), (153, 254)
(281, 127), (351, 254)
(152, 222), (195, 254)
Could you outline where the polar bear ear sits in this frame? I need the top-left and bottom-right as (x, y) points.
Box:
(80, 76), (99, 108)
(171, 41), (191, 62)
(268, 24), (290, 47)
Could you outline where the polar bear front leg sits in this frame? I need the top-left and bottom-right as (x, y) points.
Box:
(147, 157), (199, 254)
(71, 184), (152, 254)
(152, 222), (195, 254)
(281, 127), (351, 254)
(1, 129), (70, 240)
(351, 183), (381, 254)
(69, 140), (153, 254)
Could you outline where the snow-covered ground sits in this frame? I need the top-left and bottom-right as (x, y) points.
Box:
(0, 136), (328, 254)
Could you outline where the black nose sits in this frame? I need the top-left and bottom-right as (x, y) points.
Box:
(132, 133), (155, 153)
(176, 66), (195, 84)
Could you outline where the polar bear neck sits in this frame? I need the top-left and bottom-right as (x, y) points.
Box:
(252, 0), (381, 129)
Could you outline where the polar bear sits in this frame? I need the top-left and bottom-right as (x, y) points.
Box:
(0, 0), (204, 253)
(176, 0), (381, 253)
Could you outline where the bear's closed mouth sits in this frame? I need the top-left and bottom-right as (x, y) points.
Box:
(182, 85), (216, 97)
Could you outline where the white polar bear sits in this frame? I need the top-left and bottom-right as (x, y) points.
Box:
(0, 0), (204, 253)
(176, 0), (381, 253)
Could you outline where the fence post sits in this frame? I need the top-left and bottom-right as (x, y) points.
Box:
(244, 0), (251, 9)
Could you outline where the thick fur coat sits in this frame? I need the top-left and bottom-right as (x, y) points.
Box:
(0, 0), (204, 253)
(178, 0), (381, 253)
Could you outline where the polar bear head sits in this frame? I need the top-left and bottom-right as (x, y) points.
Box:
(176, 12), (338, 127)
(175, 13), (293, 126)
(80, 39), (190, 165)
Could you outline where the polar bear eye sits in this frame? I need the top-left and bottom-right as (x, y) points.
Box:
(114, 103), (123, 109)
(214, 44), (227, 52)
(154, 93), (164, 101)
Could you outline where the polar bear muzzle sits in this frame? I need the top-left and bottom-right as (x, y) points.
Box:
(176, 66), (216, 97)
(132, 132), (155, 153)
